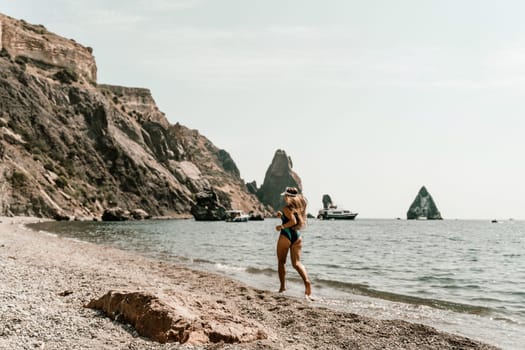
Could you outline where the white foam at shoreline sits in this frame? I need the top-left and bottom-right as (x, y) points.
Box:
(38, 230), (58, 238)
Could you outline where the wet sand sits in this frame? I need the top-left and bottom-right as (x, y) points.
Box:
(0, 216), (499, 349)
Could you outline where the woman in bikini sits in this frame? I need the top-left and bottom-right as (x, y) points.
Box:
(275, 187), (312, 297)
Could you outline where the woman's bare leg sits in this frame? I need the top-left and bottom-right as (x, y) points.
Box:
(290, 238), (311, 296)
(276, 235), (291, 292)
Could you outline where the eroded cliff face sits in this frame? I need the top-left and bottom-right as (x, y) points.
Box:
(0, 13), (267, 219)
(256, 149), (302, 211)
(0, 14), (96, 82)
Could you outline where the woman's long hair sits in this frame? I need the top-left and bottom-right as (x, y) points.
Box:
(287, 193), (308, 230)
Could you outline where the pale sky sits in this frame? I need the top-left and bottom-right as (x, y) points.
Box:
(3, 1), (525, 219)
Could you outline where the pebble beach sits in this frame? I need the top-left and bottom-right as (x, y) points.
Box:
(0, 217), (499, 349)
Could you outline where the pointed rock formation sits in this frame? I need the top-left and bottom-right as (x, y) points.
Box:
(322, 194), (333, 209)
(407, 186), (443, 220)
(256, 149), (302, 211)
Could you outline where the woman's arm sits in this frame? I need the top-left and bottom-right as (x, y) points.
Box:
(275, 207), (297, 231)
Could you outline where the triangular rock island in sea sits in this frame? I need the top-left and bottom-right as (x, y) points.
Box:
(406, 186), (443, 220)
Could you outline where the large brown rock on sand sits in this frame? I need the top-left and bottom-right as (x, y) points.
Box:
(86, 290), (266, 344)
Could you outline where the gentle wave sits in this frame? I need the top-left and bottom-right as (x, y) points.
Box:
(246, 266), (277, 276)
(440, 284), (481, 290)
(38, 230), (58, 238)
(315, 278), (370, 291)
(313, 277), (492, 315)
(214, 263), (246, 273)
(211, 262), (487, 317)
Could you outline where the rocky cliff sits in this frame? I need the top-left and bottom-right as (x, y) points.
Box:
(406, 186), (443, 220)
(0, 13), (268, 219)
(0, 14), (96, 82)
(255, 149), (302, 211)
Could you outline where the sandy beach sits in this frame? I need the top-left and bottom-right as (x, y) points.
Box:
(0, 216), (499, 350)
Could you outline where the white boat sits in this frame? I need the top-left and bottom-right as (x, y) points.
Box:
(225, 210), (249, 222)
(317, 205), (358, 220)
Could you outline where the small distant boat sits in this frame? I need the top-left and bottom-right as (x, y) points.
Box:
(225, 210), (249, 222)
(317, 205), (358, 220)
(491, 219), (498, 223)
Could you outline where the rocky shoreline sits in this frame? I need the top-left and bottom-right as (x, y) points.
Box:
(0, 217), (498, 349)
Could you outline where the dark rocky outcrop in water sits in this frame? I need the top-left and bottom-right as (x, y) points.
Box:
(101, 207), (150, 221)
(322, 194), (333, 209)
(248, 210), (264, 221)
(255, 149), (302, 211)
(407, 186), (443, 220)
(190, 188), (228, 221)
(101, 208), (132, 221)
(0, 13), (270, 219)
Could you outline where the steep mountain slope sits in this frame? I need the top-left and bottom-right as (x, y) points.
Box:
(0, 13), (268, 219)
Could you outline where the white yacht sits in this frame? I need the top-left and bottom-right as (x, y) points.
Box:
(317, 205), (358, 220)
(225, 210), (249, 222)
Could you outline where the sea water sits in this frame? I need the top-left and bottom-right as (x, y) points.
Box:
(30, 219), (525, 349)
